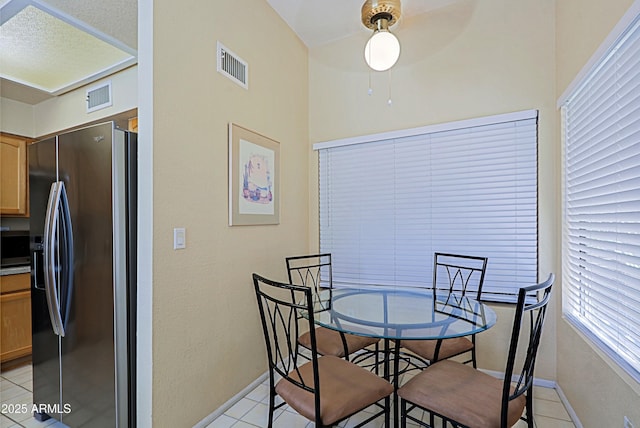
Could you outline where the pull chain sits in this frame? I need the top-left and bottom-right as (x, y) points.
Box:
(366, 68), (393, 104)
(387, 69), (393, 106)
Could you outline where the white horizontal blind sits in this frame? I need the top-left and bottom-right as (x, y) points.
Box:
(563, 14), (640, 381)
(318, 114), (538, 300)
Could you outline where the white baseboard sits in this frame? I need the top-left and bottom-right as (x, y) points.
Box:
(194, 356), (295, 427)
(555, 383), (584, 428)
(480, 369), (583, 427)
(478, 368), (555, 388)
(192, 371), (269, 428)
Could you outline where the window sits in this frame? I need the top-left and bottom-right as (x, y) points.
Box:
(314, 110), (538, 302)
(562, 13), (640, 381)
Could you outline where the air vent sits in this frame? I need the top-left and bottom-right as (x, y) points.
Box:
(217, 42), (248, 89)
(86, 81), (112, 113)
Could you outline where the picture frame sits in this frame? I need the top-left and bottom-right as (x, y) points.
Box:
(228, 123), (280, 226)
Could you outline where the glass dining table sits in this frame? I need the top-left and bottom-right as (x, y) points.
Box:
(301, 285), (497, 427)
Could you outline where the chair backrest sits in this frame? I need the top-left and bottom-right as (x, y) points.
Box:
(286, 253), (333, 300)
(252, 273), (320, 396)
(433, 252), (488, 300)
(500, 273), (554, 427)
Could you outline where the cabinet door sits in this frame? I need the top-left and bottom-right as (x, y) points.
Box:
(0, 289), (32, 362)
(0, 134), (29, 216)
(0, 272), (30, 294)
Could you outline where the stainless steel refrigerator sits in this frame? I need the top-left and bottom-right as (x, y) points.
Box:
(29, 122), (136, 427)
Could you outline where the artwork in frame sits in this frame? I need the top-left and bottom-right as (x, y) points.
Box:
(228, 123), (280, 225)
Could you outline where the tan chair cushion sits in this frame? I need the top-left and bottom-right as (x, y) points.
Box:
(275, 355), (393, 426)
(398, 360), (527, 428)
(299, 327), (379, 357)
(400, 337), (473, 361)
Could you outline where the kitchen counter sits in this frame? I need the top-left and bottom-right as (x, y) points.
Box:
(0, 266), (31, 276)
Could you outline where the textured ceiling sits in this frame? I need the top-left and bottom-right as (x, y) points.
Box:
(0, 0), (137, 105)
(43, 0), (137, 49)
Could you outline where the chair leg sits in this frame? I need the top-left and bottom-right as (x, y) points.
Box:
(339, 331), (350, 361)
(471, 346), (477, 368)
(267, 390), (275, 428)
(400, 399), (407, 428)
(385, 395), (391, 428)
(526, 391), (535, 428)
(393, 339), (402, 424)
(471, 335), (478, 368)
(375, 342), (379, 375)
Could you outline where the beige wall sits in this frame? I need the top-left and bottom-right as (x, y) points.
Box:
(556, 0), (640, 426)
(33, 67), (138, 137)
(309, 0), (558, 379)
(0, 98), (34, 137)
(151, 0), (308, 425)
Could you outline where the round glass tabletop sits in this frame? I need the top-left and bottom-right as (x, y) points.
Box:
(303, 286), (497, 341)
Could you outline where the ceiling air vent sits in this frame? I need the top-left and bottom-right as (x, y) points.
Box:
(86, 81), (112, 113)
(217, 42), (248, 89)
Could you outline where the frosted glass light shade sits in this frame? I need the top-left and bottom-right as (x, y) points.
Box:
(364, 30), (400, 71)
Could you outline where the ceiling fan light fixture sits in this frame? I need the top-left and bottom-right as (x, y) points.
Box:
(361, 0), (401, 72)
(364, 20), (400, 71)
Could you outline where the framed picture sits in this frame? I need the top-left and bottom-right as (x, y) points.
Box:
(228, 123), (280, 225)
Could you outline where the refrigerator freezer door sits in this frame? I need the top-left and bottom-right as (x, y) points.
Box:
(57, 123), (118, 427)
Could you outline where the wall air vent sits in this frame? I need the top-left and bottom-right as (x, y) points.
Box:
(86, 81), (112, 113)
(217, 42), (248, 89)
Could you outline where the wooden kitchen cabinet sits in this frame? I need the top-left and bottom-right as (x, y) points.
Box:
(0, 273), (32, 363)
(128, 117), (138, 132)
(0, 134), (29, 216)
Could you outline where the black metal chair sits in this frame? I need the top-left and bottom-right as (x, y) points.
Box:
(252, 274), (393, 427)
(398, 273), (554, 428)
(400, 253), (488, 368)
(286, 254), (380, 361)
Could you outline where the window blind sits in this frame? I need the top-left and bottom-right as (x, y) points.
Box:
(317, 112), (538, 301)
(562, 14), (640, 382)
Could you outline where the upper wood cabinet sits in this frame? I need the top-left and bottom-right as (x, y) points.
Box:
(0, 134), (29, 216)
(128, 117), (138, 132)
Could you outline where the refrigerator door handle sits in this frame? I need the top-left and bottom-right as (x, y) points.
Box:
(43, 181), (66, 337)
(59, 181), (74, 331)
(32, 250), (45, 290)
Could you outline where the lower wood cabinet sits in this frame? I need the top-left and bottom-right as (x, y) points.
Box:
(0, 273), (32, 363)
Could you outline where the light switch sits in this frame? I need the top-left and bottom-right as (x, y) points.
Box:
(173, 228), (186, 250)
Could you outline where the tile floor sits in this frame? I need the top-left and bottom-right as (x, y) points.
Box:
(0, 364), (67, 428)
(1, 363), (577, 428)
